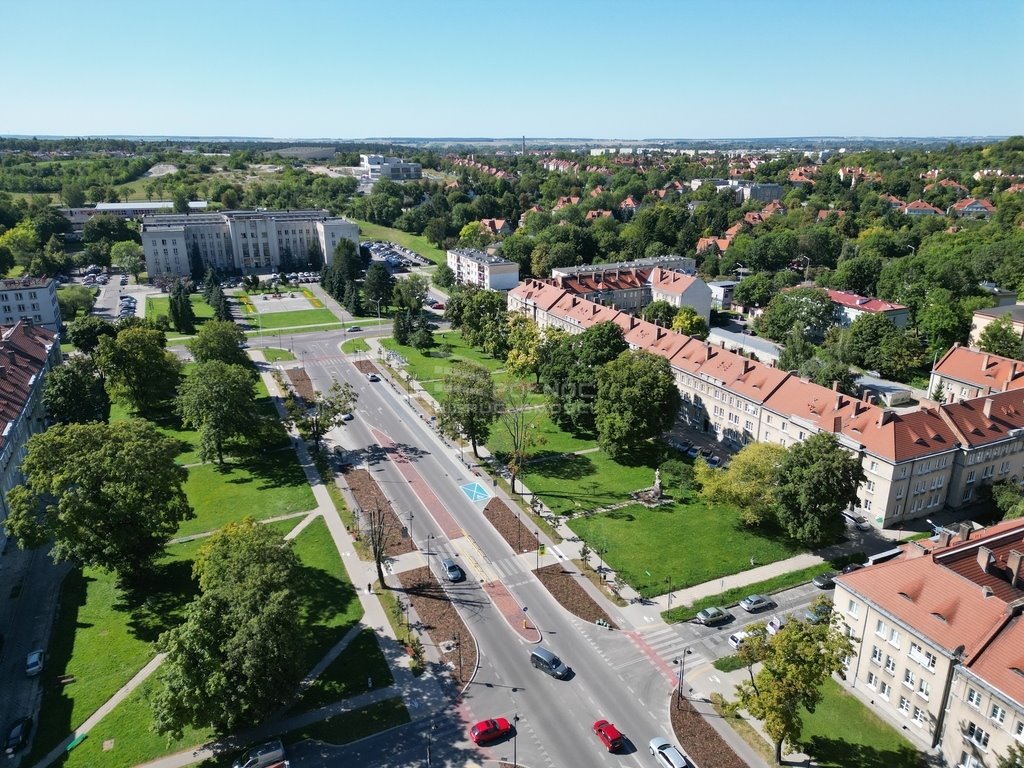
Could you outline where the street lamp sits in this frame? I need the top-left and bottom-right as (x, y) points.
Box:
(535, 531), (541, 571)
(426, 720), (436, 768)
(516, 508), (522, 553)
(452, 632), (462, 681)
(368, 296), (384, 330)
(407, 510), (414, 541)
(512, 713), (520, 768)
(673, 649), (693, 708)
(666, 577), (672, 610)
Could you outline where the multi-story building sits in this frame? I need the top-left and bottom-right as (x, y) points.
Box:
(827, 289), (910, 328)
(970, 305), (1024, 347)
(446, 248), (519, 291)
(0, 320), (61, 546)
(60, 200), (208, 232)
(0, 278), (62, 333)
(930, 345), (1024, 404)
(835, 518), (1024, 765)
(141, 209), (359, 278)
(359, 154), (422, 181)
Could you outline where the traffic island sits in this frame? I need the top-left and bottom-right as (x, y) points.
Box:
(670, 692), (748, 768)
(533, 563), (618, 629)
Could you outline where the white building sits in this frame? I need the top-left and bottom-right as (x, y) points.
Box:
(446, 248), (519, 291)
(0, 278), (62, 333)
(359, 154), (422, 181)
(60, 201), (208, 231)
(141, 209), (359, 278)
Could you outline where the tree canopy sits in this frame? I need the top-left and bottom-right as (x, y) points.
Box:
(42, 355), (109, 424)
(95, 326), (182, 413)
(594, 350), (681, 458)
(186, 319), (250, 367)
(176, 361), (259, 464)
(978, 313), (1024, 360)
(439, 363), (499, 457)
(754, 287), (838, 343)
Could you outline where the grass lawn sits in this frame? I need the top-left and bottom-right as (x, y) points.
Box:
(146, 294), (215, 325)
(355, 219), (445, 266)
(486, 408), (596, 462)
(263, 347), (296, 362)
(294, 628), (393, 711)
(250, 308), (339, 330)
(381, 331), (505, 380)
(177, 450), (316, 537)
(341, 337), (370, 354)
(798, 678), (921, 767)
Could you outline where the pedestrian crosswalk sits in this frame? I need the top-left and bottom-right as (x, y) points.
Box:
(626, 627), (709, 686)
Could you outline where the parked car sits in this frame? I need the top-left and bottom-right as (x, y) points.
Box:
(842, 562), (864, 575)
(649, 736), (690, 768)
(433, 303), (445, 311)
(728, 631), (750, 651)
(4, 717), (32, 756)
(441, 557), (464, 583)
(366, 373), (380, 382)
(843, 513), (873, 532)
(766, 615), (787, 636)
(738, 594), (773, 613)
(686, 446), (700, 459)
(346, 325), (363, 332)
(706, 455), (722, 468)
(699, 447), (714, 459)
(231, 739), (285, 768)
(25, 650), (44, 677)
(593, 719), (624, 752)
(340, 412), (354, 421)
(469, 717), (511, 745)
(811, 571), (837, 590)
(695, 606), (730, 626)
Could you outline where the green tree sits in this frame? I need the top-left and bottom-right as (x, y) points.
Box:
(424, 216), (449, 249)
(168, 280), (196, 334)
(66, 315), (117, 354)
(798, 353), (859, 396)
(433, 263), (456, 289)
(110, 240), (144, 280)
(153, 520), (302, 738)
(42, 356), (109, 424)
(990, 480), (1024, 521)
(95, 326), (182, 413)
(459, 289), (510, 357)
(286, 380), (357, 449)
(392, 273), (430, 312)
(697, 442), (786, 526)
(875, 329), (924, 381)
(978, 313), (1024, 360)
(505, 315), (542, 382)
(595, 350), (681, 458)
(641, 300), (679, 327)
(732, 599), (856, 764)
(186, 320), (249, 367)
(996, 743), (1024, 768)
(61, 181), (86, 208)
(439, 363), (499, 458)
(776, 433), (865, 546)
(916, 289), (970, 357)
(496, 380), (546, 495)
(56, 285), (96, 320)
(363, 263), (395, 308)
(5, 420), (192, 579)
(392, 308), (413, 345)
(176, 361), (259, 464)
(82, 213), (137, 246)
(843, 312), (898, 368)
(670, 306), (709, 339)
(777, 326), (817, 371)
(331, 238), (363, 283)
(754, 288), (838, 343)
(732, 272), (777, 310)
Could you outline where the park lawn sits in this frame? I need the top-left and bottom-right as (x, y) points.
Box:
(341, 337), (370, 354)
(355, 219), (445, 266)
(567, 503), (802, 597)
(250, 308), (339, 329)
(486, 408), (596, 461)
(263, 347), (296, 362)
(107, 401), (203, 466)
(381, 331), (505, 383)
(176, 451), (316, 537)
(293, 628), (393, 711)
(798, 678), (921, 768)
(146, 294), (215, 324)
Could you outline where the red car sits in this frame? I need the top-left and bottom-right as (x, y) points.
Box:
(470, 717), (512, 745)
(593, 719), (624, 752)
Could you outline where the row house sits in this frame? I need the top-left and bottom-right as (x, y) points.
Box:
(903, 200), (945, 217)
(930, 345), (1024, 404)
(827, 289), (911, 328)
(835, 519), (1024, 766)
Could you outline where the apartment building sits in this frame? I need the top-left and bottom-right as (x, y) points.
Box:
(0, 278), (62, 333)
(930, 345), (1024, 404)
(0, 320), (61, 545)
(141, 209), (359, 278)
(827, 289), (910, 329)
(835, 519), (1024, 765)
(446, 248), (519, 290)
(507, 280), (1024, 530)
(650, 269), (712, 323)
(359, 154), (422, 181)
(60, 200), (208, 231)
(970, 305), (1024, 347)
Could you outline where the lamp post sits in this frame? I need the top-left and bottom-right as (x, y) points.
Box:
(407, 510), (414, 541)
(426, 719), (435, 767)
(666, 577), (672, 610)
(512, 713), (520, 768)
(535, 531), (541, 571)
(453, 632), (462, 681)
(368, 296), (384, 330)
(673, 649), (693, 708)
(516, 508), (522, 553)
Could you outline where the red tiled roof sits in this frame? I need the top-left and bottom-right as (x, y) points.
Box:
(902, 199), (944, 214)
(966, 616), (1024, 707)
(932, 345), (1024, 393)
(939, 389), (1024, 447)
(950, 197), (995, 213)
(0, 321), (57, 451)
(816, 209), (845, 221)
(842, 406), (959, 463)
(507, 279), (567, 311)
(648, 268), (700, 296)
(826, 289), (907, 314)
(619, 195), (640, 210)
(585, 209), (613, 220)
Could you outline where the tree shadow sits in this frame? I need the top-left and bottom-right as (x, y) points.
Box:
(115, 559), (200, 643)
(802, 736), (924, 768)
(528, 452), (597, 481)
(248, 452), (309, 490)
(292, 563), (359, 668)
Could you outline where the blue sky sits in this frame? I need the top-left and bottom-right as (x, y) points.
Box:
(2, 0), (1021, 139)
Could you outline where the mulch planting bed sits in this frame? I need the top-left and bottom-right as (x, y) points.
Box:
(483, 498), (538, 554)
(671, 694), (747, 768)
(352, 359), (379, 375)
(396, 565), (476, 685)
(534, 563), (617, 629)
(341, 467), (415, 557)
(286, 367), (315, 401)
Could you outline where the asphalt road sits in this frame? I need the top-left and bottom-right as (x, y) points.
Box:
(279, 331), (819, 768)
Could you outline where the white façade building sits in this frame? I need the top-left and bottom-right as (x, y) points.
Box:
(0, 278), (62, 333)
(359, 154), (422, 181)
(141, 209), (359, 278)
(446, 248), (519, 291)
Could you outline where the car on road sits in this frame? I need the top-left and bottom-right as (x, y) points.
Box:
(739, 594), (773, 613)
(593, 719), (624, 752)
(231, 739), (286, 768)
(25, 650), (44, 677)
(341, 412), (354, 421)
(766, 615), (787, 636)
(432, 302), (445, 311)
(469, 717), (511, 745)
(4, 717), (32, 756)
(728, 631), (750, 650)
(346, 325), (363, 332)
(695, 606), (730, 626)
(649, 736), (690, 767)
(441, 557), (464, 583)
(811, 571), (837, 589)
(366, 373), (380, 382)
(843, 512), (873, 532)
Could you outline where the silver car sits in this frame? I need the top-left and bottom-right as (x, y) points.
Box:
(649, 736), (690, 768)
(739, 594), (773, 613)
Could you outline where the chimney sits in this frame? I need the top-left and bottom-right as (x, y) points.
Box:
(983, 398), (994, 418)
(937, 530), (953, 549)
(956, 521), (972, 542)
(832, 380), (839, 391)
(977, 546), (994, 573)
(5, 350), (14, 366)
(1008, 550), (1023, 588)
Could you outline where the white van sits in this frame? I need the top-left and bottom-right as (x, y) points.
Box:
(232, 740), (286, 768)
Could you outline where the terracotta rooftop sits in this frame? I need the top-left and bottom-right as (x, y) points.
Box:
(940, 390), (1024, 448)
(842, 405), (960, 463)
(649, 268), (701, 296)
(932, 345), (1024, 392)
(950, 197), (995, 213)
(827, 289), (908, 314)
(0, 321), (57, 451)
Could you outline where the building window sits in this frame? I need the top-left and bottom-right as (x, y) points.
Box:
(967, 688), (982, 708)
(876, 620), (886, 638)
(889, 629), (901, 648)
(867, 672), (878, 689)
(903, 668), (915, 688)
(963, 487), (974, 502)
(866, 480), (875, 492)
(871, 646), (883, 664)
(1015, 721), (1024, 740)
(967, 470), (976, 484)
(847, 600), (859, 617)
(870, 460), (878, 471)
(966, 721), (990, 748)
(918, 679), (930, 700)
(958, 752), (984, 768)
(898, 696), (910, 714)
(880, 681), (892, 699)
(912, 707), (926, 726)
(991, 704), (1006, 724)
(885, 656), (897, 674)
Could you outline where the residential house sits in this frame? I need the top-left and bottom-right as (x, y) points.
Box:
(827, 289), (910, 328)
(696, 237), (733, 255)
(618, 195), (640, 216)
(553, 196), (580, 211)
(902, 200), (945, 217)
(648, 269), (712, 323)
(0, 278), (62, 333)
(518, 205), (543, 228)
(479, 218), (511, 237)
(884, 195), (907, 209)
(585, 209), (613, 221)
(788, 166), (817, 185)
(817, 209), (846, 222)
(708, 281), (738, 311)
(446, 248), (519, 290)
(949, 198), (996, 218)
(970, 305), (1024, 347)
(929, 345), (1024, 404)
(834, 518), (1024, 765)
(924, 178), (969, 195)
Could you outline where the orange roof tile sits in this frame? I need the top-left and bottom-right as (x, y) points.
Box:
(932, 345), (1024, 393)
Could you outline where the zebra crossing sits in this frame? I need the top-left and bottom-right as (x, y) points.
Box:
(625, 626), (709, 688)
